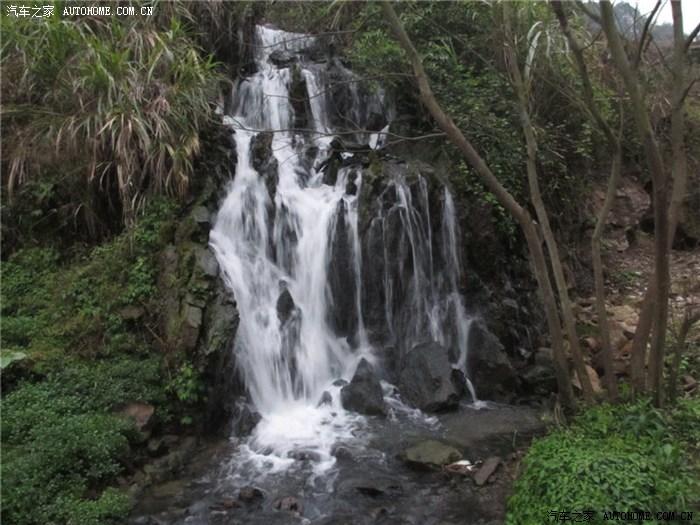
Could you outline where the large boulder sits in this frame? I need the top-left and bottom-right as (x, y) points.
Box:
(340, 358), (386, 416)
(466, 320), (518, 401)
(398, 342), (459, 412)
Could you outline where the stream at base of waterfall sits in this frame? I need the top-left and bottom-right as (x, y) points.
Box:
(130, 25), (539, 525)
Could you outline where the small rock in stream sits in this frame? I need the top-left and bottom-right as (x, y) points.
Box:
(238, 485), (264, 503)
(274, 496), (303, 515)
(208, 499), (238, 511)
(317, 390), (333, 407)
(474, 456), (501, 486)
(401, 440), (462, 469)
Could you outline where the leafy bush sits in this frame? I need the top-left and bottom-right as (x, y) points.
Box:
(1, 7), (222, 237)
(506, 399), (700, 524)
(0, 363), (154, 525)
(0, 199), (176, 522)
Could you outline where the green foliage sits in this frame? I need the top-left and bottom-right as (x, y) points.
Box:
(1, 2), (223, 237)
(506, 399), (700, 524)
(0, 196), (179, 522)
(0, 359), (162, 524)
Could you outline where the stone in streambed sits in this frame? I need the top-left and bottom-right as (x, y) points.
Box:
(474, 456), (500, 486)
(274, 496), (303, 516)
(398, 342), (459, 412)
(340, 358), (386, 416)
(317, 391), (332, 407)
(401, 440), (462, 469)
(238, 485), (264, 503)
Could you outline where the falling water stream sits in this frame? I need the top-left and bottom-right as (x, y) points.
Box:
(134, 25), (495, 524)
(210, 24), (476, 469)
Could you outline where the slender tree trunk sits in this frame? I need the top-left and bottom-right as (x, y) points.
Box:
(668, 1), (688, 244)
(379, 0), (577, 408)
(503, 2), (594, 400)
(600, 1), (671, 406)
(590, 152), (623, 397)
(552, 0), (620, 397)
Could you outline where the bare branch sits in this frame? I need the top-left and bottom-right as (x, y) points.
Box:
(634, 0), (662, 70)
(685, 21), (700, 51)
(575, 1), (601, 24)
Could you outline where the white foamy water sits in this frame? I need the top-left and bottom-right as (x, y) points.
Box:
(210, 25), (476, 476)
(210, 26), (378, 470)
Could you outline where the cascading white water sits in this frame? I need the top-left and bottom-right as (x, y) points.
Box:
(210, 26), (377, 469)
(210, 25), (475, 472)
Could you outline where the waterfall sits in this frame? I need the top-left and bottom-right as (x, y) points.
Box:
(210, 25), (474, 470)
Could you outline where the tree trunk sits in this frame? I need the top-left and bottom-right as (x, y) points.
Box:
(503, 1), (594, 401)
(379, 0), (577, 408)
(668, 1), (688, 245)
(599, 1), (671, 406)
(552, 0), (620, 397)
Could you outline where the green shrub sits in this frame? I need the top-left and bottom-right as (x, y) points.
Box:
(506, 399), (700, 525)
(1, 374), (138, 525)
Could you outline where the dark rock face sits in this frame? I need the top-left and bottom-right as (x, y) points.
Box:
(466, 320), (518, 402)
(398, 342), (459, 412)
(250, 131), (278, 199)
(327, 200), (359, 339)
(276, 289), (296, 325)
(269, 49), (297, 68)
(519, 364), (557, 397)
(340, 358), (386, 416)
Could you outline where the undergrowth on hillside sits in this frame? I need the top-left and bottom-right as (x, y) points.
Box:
(0, 197), (180, 523)
(506, 398), (700, 525)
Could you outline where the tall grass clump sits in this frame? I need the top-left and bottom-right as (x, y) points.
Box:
(1, 6), (222, 238)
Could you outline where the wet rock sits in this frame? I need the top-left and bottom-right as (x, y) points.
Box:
(231, 401), (262, 437)
(401, 440), (462, 469)
(274, 496), (303, 515)
(288, 449), (322, 461)
(276, 289), (297, 325)
(519, 364), (557, 396)
(269, 49), (297, 67)
(317, 390), (333, 407)
(341, 358), (386, 416)
(331, 443), (353, 459)
(333, 378), (348, 388)
(398, 342), (459, 412)
(474, 456), (500, 486)
(466, 320), (518, 401)
(353, 478), (403, 498)
(250, 131), (279, 198)
(239, 485), (264, 503)
(534, 347), (554, 367)
(195, 246), (219, 278)
(209, 499), (238, 511)
(327, 200), (359, 338)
